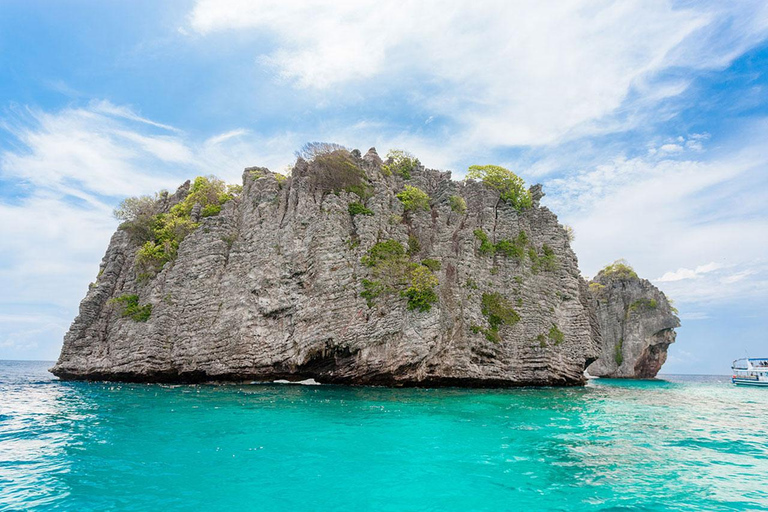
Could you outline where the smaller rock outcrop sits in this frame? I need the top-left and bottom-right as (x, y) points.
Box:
(586, 261), (680, 378)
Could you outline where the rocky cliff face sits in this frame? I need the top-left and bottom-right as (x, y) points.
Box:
(586, 265), (680, 378)
(52, 148), (601, 386)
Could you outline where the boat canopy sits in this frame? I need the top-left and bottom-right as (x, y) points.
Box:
(733, 358), (768, 370)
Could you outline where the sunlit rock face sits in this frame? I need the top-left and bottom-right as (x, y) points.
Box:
(586, 269), (680, 379)
(52, 148), (601, 387)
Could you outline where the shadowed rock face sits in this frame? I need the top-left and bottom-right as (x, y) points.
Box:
(52, 149), (601, 387)
(586, 271), (680, 379)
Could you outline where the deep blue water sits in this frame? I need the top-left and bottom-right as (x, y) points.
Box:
(1, 360), (766, 511)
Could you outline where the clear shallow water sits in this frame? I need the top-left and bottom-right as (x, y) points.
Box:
(1, 361), (767, 512)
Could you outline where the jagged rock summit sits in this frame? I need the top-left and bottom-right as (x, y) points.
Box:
(586, 261), (680, 378)
(53, 147), (607, 386)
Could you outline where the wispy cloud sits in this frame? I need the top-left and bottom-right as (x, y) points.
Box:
(544, 127), (768, 308)
(187, 0), (768, 148)
(657, 262), (721, 282)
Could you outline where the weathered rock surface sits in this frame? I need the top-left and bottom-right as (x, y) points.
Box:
(586, 268), (680, 378)
(52, 149), (602, 386)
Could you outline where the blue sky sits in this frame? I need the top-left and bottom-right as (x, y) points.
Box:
(1, 0), (767, 374)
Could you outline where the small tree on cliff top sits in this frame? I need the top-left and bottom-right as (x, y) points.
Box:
(466, 165), (532, 211)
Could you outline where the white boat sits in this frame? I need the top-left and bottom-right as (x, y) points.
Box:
(732, 358), (768, 387)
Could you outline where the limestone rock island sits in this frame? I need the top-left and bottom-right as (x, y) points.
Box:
(586, 262), (680, 378)
(52, 146), (676, 386)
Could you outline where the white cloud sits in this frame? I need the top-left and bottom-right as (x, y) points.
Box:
(659, 143), (684, 154)
(657, 262), (721, 282)
(187, 0), (768, 147)
(545, 127), (768, 306)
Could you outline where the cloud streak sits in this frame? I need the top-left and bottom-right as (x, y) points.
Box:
(188, 0), (768, 148)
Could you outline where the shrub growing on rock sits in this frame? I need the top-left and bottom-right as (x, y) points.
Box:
(449, 195), (467, 214)
(382, 149), (418, 179)
(467, 165), (532, 211)
(109, 294), (152, 322)
(348, 202), (374, 216)
(396, 185), (430, 212)
(472, 292), (520, 343)
(121, 176), (240, 276)
(401, 266), (439, 312)
(601, 259), (638, 280)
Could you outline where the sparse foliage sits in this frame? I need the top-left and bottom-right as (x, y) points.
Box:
(295, 142), (348, 161)
(601, 259), (638, 280)
(449, 194), (467, 214)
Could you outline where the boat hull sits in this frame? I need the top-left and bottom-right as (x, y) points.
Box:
(732, 378), (768, 387)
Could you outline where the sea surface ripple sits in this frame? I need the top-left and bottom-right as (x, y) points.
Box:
(1, 361), (767, 511)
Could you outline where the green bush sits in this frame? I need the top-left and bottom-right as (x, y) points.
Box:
(473, 229), (495, 255)
(495, 232), (528, 260)
(121, 175), (241, 276)
(201, 203), (223, 217)
(481, 292), (521, 331)
(589, 282), (606, 292)
(530, 244), (558, 273)
(466, 165), (532, 211)
(348, 202), (374, 216)
(628, 298), (658, 314)
(472, 292), (521, 344)
(449, 195), (467, 214)
(110, 294), (152, 322)
(601, 259), (638, 280)
(361, 240), (406, 267)
(397, 185), (430, 212)
(382, 150), (418, 179)
(407, 235), (421, 255)
(421, 259), (441, 272)
(359, 239), (439, 311)
(402, 260), (439, 311)
(361, 279), (385, 308)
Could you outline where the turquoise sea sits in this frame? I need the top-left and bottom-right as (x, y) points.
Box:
(1, 361), (766, 511)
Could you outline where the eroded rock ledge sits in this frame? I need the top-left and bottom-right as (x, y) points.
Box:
(53, 147), (604, 386)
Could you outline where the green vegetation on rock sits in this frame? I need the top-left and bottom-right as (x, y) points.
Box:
(548, 324), (564, 345)
(471, 292), (520, 343)
(397, 185), (430, 212)
(628, 298), (658, 315)
(360, 239), (439, 312)
(473, 229), (495, 255)
(601, 259), (638, 280)
(421, 258), (442, 271)
(407, 235), (421, 255)
(109, 294), (152, 322)
(348, 202), (374, 216)
(466, 165), (532, 211)
(118, 176), (240, 277)
(495, 231), (528, 261)
(401, 266), (439, 312)
(531, 244), (558, 273)
(615, 338), (624, 366)
(382, 150), (418, 179)
(449, 195), (467, 214)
